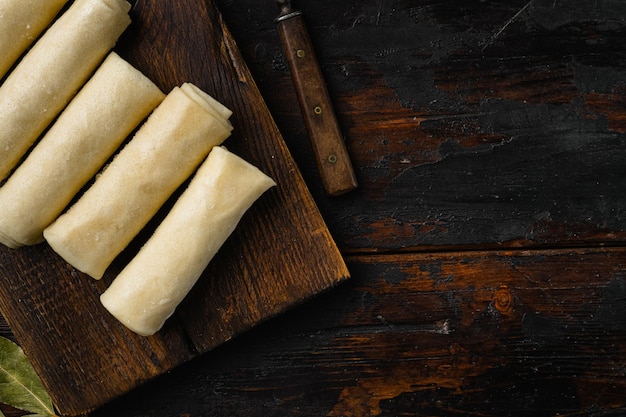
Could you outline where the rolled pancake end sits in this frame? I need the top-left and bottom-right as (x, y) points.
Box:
(43, 225), (108, 279)
(0, 228), (27, 249)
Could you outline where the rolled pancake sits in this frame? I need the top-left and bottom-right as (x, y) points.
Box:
(100, 146), (276, 336)
(0, 53), (164, 248)
(0, 0), (131, 181)
(0, 0), (69, 79)
(180, 82), (233, 126)
(44, 84), (233, 279)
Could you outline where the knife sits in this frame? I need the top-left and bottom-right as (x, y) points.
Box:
(275, 0), (358, 196)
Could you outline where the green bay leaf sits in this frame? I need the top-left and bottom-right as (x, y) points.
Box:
(0, 337), (55, 417)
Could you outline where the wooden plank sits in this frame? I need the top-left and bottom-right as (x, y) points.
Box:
(0, 315), (11, 341)
(0, 0), (349, 415)
(90, 247), (626, 417)
(218, 0), (626, 251)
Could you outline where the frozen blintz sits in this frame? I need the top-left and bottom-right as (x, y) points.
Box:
(0, 0), (131, 181)
(0, 53), (164, 248)
(44, 84), (233, 279)
(0, 0), (69, 79)
(100, 146), (276, 336)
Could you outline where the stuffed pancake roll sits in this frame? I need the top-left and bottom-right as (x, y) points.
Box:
(0, 53), (164, 248)
(0, 0), (132, 181)
(101, 146), (276, 336)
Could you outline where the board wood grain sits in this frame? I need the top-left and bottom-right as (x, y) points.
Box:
(0, 0), (349, 415)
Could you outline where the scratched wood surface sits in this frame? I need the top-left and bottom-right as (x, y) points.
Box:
(240, 0), (626, 253)
(3, 0), (626, 416)
(86, 248), (626, 417)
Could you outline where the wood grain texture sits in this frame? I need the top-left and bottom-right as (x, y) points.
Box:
(219, 0), (626, 252)
(86, 248), (626, 417)
(0, 0), (348, 415)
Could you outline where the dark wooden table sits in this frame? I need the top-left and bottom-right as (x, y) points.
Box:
(3, 0), (626, 415)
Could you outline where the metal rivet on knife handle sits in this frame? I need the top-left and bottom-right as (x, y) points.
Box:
(275, 0), (358, 196)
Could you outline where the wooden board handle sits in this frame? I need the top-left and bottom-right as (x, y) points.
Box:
(276, 4), (358, 196)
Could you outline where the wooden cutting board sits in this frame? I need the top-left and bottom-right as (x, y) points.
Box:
(0, 0), (350, 415)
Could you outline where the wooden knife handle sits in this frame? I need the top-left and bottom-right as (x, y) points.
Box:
(275, 3), (358, 196)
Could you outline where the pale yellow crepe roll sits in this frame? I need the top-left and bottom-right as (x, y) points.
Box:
(0, 0), (131, 181)
(180, 82), (233, 126)
(44, 84), (234, 279)
(0, 0), (69, 79)
(0, 53), (165, 248)
(100, 146), (276, 336)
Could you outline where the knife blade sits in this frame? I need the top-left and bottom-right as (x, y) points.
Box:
(275, 0), (358, 196)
